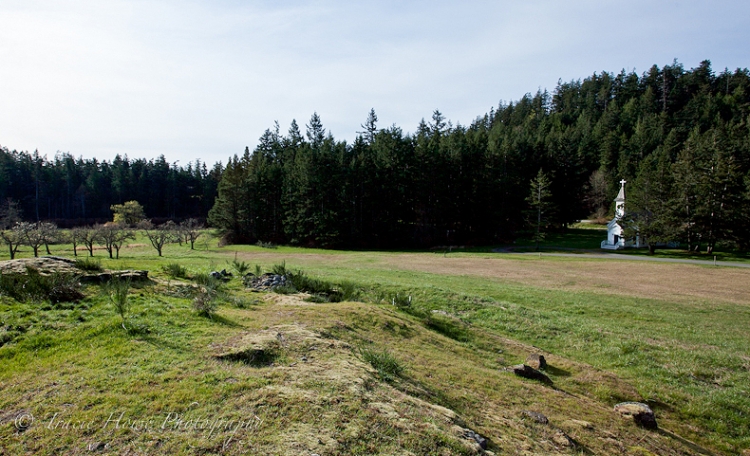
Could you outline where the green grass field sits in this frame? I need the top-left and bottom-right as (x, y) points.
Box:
(1, 234), (749, 454)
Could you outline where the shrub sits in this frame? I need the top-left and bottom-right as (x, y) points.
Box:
(286, 270), (330, 295)
(271, 260), (288, 276)
(359, 346), (404, 382)
(192, 290), (219, 317)
(192, 274), (220, 317)
(229, 254), (250, 276)
(105, 277), (131, 330)
(161, 262), (188, 279)
(338, 281), (361, 302)
(192, 272), (218, 287)
(74, 257), (103, 272)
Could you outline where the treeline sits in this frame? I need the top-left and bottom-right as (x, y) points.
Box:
(209, 60), (750, 250)
(0, 150), (221, 226)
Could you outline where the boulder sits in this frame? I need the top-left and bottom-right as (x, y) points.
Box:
(244, 273), (289, 290)
(509, 364), (552, 384)
(614, 402), (657, 429)
(80, 270), (149, 283)
(522, 410), (548, 424)
(0, 257), (78, 275)
(525, 353), (547, 370)
(462, 429), (488, 450)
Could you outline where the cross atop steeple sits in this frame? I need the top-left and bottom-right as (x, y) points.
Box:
(615, 179), (626, 204)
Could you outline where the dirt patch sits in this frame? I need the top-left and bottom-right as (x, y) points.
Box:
(381, 254), (750, 306)
(233, 250), (750, 305)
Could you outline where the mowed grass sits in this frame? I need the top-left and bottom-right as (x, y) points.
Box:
(1, 235), (749, 453)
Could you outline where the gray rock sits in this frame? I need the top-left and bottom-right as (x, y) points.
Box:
(525, 353), (547, 370)
(522, 410), (549, 424)
(614, 402), (657, 429)
(509, 364), (552, 384)
(116, 270), (149, 281)
(245, 273), (289, 290)
(462, 429), (487, 450)
(87, 442), (108, 452)
(80, 270), (149, 284)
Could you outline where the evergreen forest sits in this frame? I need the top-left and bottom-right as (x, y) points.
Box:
(3, 60), (750, 252)
(0, 152), (221, 226)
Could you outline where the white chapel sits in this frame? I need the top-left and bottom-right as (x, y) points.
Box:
(601, 179), (643, 250)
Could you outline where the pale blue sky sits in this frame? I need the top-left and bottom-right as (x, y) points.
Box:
(1, 0), (748, 165)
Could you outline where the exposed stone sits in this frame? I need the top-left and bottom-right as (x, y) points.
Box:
(522, 410), (548, 424)
(551, 430), (575, 448)
(87, 442), (108, 452)
(614, 402), (658, 429)
(0, 257), (78, 275)
(525, 353), (547, 370)
(244, 273), (289, 290)
(207, 270), (233, 281)
(462, 429), (488, 450)
(80, 270), (149, 283)
(509, 364), (552, 384)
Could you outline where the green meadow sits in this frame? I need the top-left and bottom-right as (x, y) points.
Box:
(1, 236), (749, 455)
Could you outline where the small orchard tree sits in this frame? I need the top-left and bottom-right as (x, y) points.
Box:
(525, 169), (554, 251)
(78, 226), (99, 257)
(0, 200), (23, 259)
(140, 220), (176, 257)
(39, 222), (59, 255)
(70, 227), (86, 257)
(0, 226), (23, 259)
(95, 223), (135, 259)
(179, 218), (204, 250)
(111, 200), (146, 226)
(19, 222), (45, 257)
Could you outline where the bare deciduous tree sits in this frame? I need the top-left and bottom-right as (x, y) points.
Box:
(140, 220), (176, 257)
(18, 222), (45, 257)
(95, 223), (135, 259)
(39, 222), (59, 255)
(70, 227), (86, 257)
(179, 218), (204, 250)
(0, 199), (23, 259)
(78, 227), (99, 257)
(0, 226), (23, 259)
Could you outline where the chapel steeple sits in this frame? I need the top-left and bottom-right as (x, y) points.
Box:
(615, 179), (626, 219)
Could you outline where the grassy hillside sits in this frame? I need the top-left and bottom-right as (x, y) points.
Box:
(1, 239), (748, 454)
